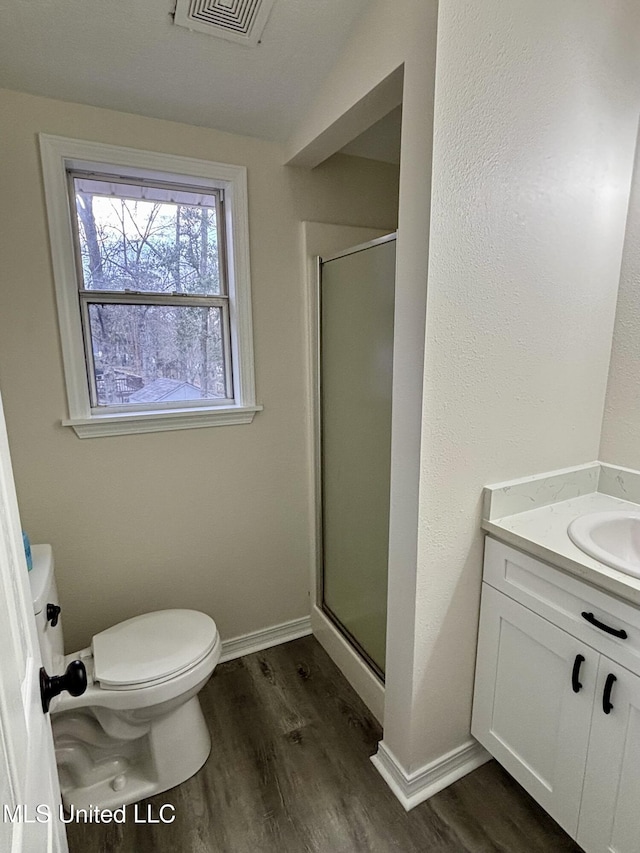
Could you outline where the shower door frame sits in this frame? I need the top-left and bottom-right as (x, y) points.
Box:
(314, 232), (397, 684)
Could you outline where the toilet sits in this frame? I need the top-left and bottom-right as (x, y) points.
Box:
(29, 544), (221, 811)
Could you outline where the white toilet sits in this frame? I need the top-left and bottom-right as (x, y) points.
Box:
(29, 544), (221, 811)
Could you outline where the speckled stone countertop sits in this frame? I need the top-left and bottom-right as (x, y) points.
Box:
(482, 462), (640, 606)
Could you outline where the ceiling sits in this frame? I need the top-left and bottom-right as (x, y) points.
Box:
(340, 105), (402, 165)
(0, 0), (371, 142)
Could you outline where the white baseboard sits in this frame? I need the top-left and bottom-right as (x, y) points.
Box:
(311, 605), (385, 723)
(371, 738), (491, 811)
(220, 615), (312, 663)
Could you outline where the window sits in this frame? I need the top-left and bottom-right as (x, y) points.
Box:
(40, 135), (260, 437)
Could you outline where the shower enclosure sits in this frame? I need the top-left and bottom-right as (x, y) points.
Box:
(317, 234), (396, 680)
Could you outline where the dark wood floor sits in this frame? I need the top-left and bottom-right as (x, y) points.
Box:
(67, 636), (582, 852)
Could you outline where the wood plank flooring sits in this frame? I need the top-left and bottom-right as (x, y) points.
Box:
(67, 636), (582, 852)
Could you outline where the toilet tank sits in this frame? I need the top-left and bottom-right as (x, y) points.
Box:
(28, 545), (65, 674)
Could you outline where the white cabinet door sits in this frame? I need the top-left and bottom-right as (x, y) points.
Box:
(472, 584), (596, 837)
(577, 658), (640, 853)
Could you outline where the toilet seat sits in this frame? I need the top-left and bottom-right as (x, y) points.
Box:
(92, 609), (218, 690)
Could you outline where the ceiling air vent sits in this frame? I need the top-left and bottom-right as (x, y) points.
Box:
(173, 0), (275, 46)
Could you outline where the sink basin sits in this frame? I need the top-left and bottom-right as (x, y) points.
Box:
(568, 511), (640, 579)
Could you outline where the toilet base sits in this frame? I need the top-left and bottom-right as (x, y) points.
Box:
(55, 695), (211, 812)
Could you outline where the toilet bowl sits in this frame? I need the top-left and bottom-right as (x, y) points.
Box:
(29, 545), (221, 811)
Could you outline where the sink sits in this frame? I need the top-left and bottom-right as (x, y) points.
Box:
(568, 511), (640, 579)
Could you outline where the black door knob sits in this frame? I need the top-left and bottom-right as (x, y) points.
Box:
(40, 660), (87, 713)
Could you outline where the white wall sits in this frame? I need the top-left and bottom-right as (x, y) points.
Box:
(601, 125), (640, 469)
(414, 0), (640, 773)
(288, 0), (640, 782)
(0, 87), (399, 652)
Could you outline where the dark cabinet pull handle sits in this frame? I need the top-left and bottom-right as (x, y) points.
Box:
(602, 673), (616, 715)
(571, 654), (585, 693)
(581, 612), (628, 640)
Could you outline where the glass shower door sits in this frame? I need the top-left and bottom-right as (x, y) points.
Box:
(319, 235), (395, 679)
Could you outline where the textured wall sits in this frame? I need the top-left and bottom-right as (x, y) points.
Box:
(601, 128), (640, 469)
(0, 88), (399, 652)
(416, 0), (640, 769)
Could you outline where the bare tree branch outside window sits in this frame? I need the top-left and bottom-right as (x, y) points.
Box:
(71, 176), (229, 407)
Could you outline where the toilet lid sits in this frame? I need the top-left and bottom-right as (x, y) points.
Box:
(92, 610), (218, 689)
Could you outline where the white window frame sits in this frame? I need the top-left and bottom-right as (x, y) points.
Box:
(39, 134), (261, 438)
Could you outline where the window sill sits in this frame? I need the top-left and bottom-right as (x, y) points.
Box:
(63, 404), (263, 438)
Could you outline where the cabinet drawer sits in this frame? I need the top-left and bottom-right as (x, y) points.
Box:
(484, 537), (640, 678)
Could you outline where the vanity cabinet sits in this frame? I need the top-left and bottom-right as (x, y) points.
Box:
(577, 659), (640, 853)
(472, 538), (640, 853)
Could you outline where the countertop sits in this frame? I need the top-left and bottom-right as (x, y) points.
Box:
(483, 465), (640, 607)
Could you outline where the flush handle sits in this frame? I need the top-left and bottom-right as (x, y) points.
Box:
(40, 660), (87, 714)
(46, 603), (61, 628)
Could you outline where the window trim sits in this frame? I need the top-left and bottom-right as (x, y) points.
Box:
(39, 134), (261, 438)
